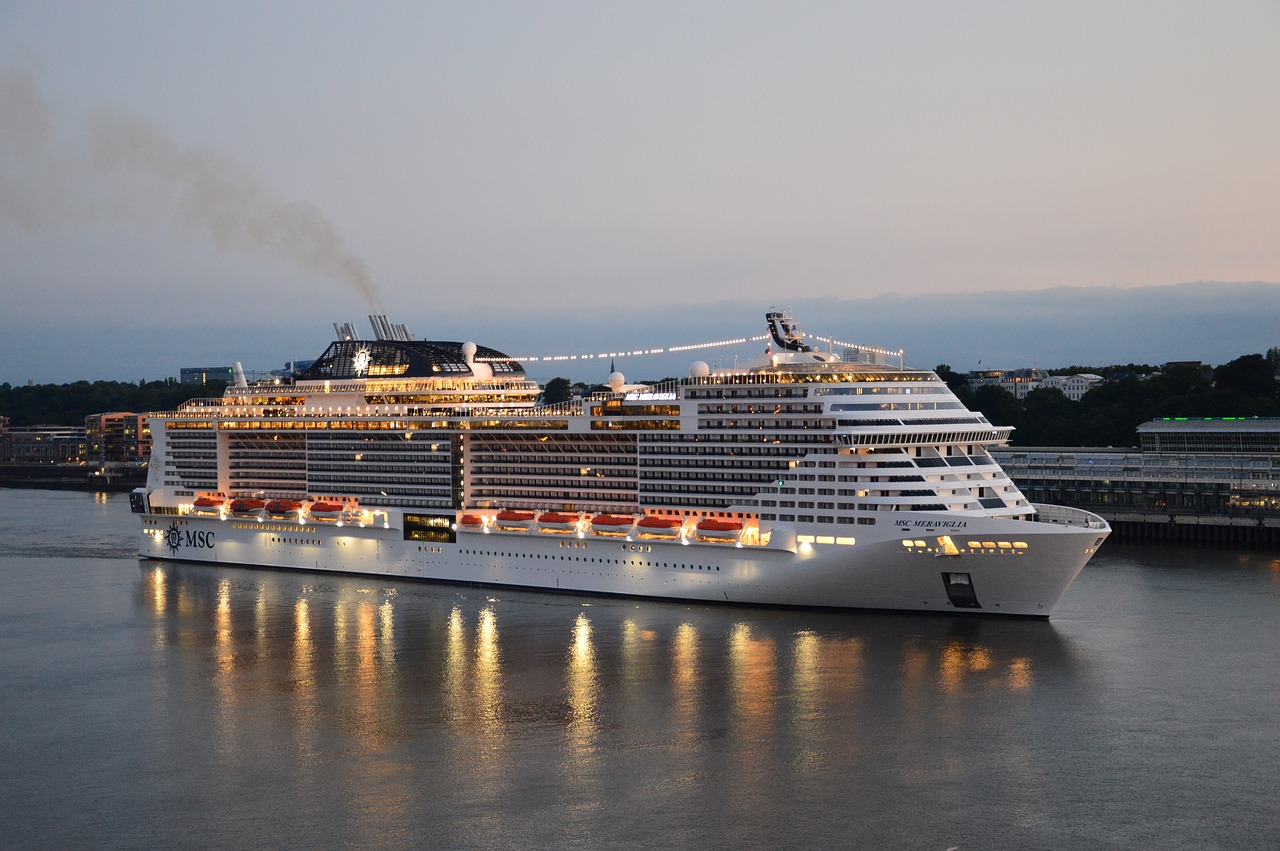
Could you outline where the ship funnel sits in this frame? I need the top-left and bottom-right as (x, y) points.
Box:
(368, 315), (412, 341)
(232, 361), (248, 388)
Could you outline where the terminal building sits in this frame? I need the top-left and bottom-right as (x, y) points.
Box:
(993, 418), (1280, 545)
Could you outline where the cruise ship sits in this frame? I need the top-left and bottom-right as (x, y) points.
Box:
(133, 311), (1109, 617)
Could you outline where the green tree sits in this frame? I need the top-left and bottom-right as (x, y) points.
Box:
(1214, 354), (1277, 400)
(1018, 387), (1079, 445)
(0, 380), (226, 426)
(542, 377), (572, 405)
(1154, 363), (1212, 399)
(971, 385), (1022, 432)
(934, 364), (968, 392)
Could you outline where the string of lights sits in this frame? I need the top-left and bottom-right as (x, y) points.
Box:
(486, 334), (771, 363)
(806, 333), (905, 360)
(480, 331), (908, 366)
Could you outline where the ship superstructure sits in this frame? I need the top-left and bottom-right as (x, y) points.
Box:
(134, 312), (1109, 617)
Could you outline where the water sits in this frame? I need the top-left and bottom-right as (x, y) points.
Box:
(1, 490), (1278, 849)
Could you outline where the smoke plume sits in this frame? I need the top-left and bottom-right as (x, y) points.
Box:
(0, 68), (383, 312)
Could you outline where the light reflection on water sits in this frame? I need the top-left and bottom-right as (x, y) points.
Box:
(134, 561), (1070, 811)
(150, 560), (1053, 711)
(567, 612), (598, 753)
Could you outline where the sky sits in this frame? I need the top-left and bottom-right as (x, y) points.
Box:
(2, 1), (1278, 385)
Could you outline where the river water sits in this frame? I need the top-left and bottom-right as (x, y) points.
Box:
(1, 490), (1277, 849)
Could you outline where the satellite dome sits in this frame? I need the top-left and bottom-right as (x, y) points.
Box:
(608, 371), (625, 392)
(689, 361), (710, 378)
(461, 341), (478, 360)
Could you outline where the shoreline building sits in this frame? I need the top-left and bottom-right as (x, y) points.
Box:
(85, 412), (152, 465)
(180, 366), (235, 386)
(967, 368), (1049, 399)
(1038, 373), (1104, 401)
(1, 424), (86, 464)
(993, 418), (1280, 545)
(966, 368), (1104, 401)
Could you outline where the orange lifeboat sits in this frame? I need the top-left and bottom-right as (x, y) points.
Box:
(590, 514), (635, 536)
(695, 518), (743, 541)
(637, 516), (683, 538)
(228, 497), (265, 517)
(458, 513), (485, 531)
(537, 512), (579, 532)
(308, 501), (345, 521)
(265, 499), (302, 518)
(495, 509), (535, 531)
(191, 496), (224, 515)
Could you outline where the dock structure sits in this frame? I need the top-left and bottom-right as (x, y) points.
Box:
(993, 418), (1280, 547)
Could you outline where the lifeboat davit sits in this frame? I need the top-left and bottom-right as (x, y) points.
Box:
(637, 516), (683, 538)
(191, 496), (224, 515)
(537, 512), (579, 532)
(495, 509), (535, 531)
(264, 499), (302, 518)
(228, 497), (265, 517)
(590, 514), (635, 535)
(695, 518), (743, 541)
(308, 501), (345, 521)
(458, 513), (485, 531)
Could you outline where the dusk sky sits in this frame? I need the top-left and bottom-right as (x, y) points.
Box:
(2, 2), (1278, 385)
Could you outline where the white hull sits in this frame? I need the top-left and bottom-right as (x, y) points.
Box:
(139, 507), (1105, 618)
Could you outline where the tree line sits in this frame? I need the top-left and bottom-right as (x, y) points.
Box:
(0, 380), (227, 427)
(938, 351), (1280, 447)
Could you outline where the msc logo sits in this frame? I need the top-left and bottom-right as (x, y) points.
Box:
(164, 521), (216, 555)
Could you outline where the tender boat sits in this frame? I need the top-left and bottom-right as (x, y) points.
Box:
(494, 509), (536, 531)
(228, 497), (265, 517)
(636, 516), (683, 538)
(307, 501), (345, 521)
(590, 514), (636, 536)
(695, 518), (743, 541)
(191, 496), (224, 516)
(537, 511), (580, 532)
(264, 499), (302, 518)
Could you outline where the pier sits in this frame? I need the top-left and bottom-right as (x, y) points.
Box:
(994, 418), (1280, 548)
(1103, 512), (1280, 546)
